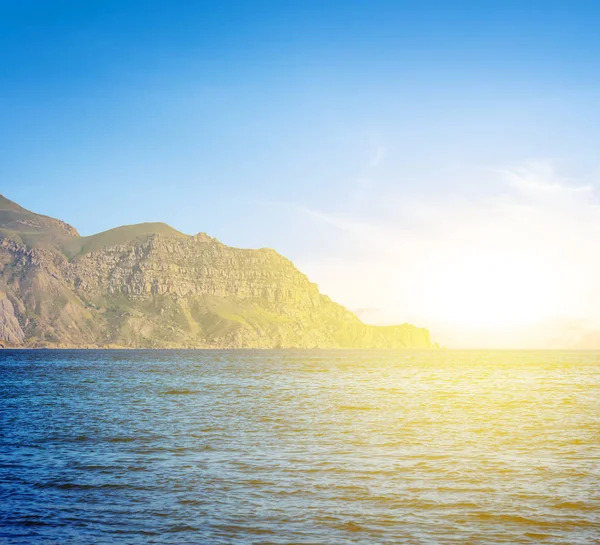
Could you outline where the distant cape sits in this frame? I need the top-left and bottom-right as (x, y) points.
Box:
(0, 194), (434, 349)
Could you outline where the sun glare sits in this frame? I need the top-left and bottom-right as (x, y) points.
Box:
(423, 250), (560, 329)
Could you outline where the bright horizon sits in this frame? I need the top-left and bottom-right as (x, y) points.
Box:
(4, 1), (600, 349)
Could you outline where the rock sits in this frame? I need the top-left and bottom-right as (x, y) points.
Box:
(0, 294), (25, 345)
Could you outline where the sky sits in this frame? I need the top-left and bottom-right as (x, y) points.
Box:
(3, 0), (600, 348)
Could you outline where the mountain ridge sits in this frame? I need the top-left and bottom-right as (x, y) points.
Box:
(0, 194), (435, 349)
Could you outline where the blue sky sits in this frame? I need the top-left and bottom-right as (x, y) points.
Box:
(3, 1), (600, 345)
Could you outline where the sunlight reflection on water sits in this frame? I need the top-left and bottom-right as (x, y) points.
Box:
(1, 350), (599, 544)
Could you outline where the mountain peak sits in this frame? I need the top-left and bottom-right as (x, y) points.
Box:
(0, 194), (26, 212)
(78, 222), (186, 254)
(0, 194), (79, 237)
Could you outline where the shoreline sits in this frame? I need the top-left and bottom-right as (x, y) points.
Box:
(0, 346), (441, 351)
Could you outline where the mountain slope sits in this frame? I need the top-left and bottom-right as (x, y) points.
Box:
(0, 195), (79, 238)
(0, 195), (434, 348)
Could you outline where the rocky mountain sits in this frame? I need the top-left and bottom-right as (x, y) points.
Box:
(0, 195), (434, 349)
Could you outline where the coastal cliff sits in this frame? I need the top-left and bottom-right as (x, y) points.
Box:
(0, 195), (434, 349)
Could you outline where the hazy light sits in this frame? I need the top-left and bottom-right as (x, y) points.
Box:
(422, 250), (560, 329)
(300, 161), (600, 348)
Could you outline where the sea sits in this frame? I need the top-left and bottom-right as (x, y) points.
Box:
(1, 349), (599, 544)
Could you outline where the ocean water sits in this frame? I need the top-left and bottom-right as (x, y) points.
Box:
(1, 350), (599, 544)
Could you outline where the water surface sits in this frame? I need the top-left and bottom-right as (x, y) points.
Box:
(1, 350), (599, 544)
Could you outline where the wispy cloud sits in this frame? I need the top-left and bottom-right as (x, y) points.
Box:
(348, 139), (390, 204)
(367, 144), (388, 168)
(497, 159), (594, 195)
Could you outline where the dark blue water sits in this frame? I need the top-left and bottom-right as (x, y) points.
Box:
(1, 350), (599, 544)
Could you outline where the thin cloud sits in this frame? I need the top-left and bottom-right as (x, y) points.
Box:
(367, 144), (388, 168)
(497, 160), (593, 195)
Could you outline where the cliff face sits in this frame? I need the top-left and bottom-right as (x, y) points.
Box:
(0, 195), (434, 349)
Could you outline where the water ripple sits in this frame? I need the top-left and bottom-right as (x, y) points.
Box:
(1, 349), (599, 544)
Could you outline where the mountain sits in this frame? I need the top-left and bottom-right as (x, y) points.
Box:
(0, 195), (434, 349)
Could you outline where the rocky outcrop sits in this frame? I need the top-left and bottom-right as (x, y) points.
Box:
(0, 293), (25, 345)
(0, 195), (435, 349)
